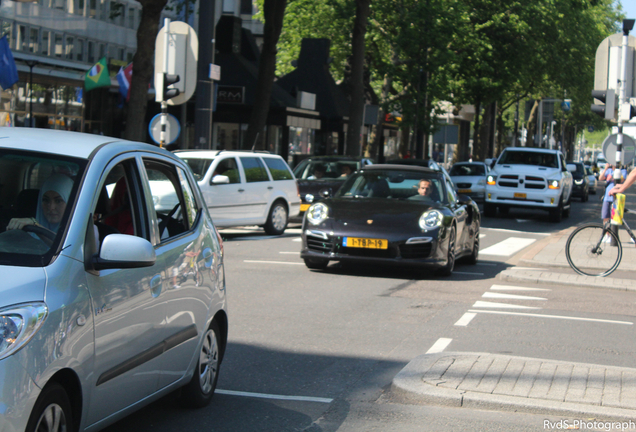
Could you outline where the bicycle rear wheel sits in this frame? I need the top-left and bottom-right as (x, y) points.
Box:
(565, 223), (622, 277)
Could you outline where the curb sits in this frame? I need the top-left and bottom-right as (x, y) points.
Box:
(391, 352), (636, 421)
(496, 269), (636, 292)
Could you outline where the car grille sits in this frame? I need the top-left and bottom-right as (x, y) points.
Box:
(399, 243), (433, 259)
(307, 237), (334, 253)
(456, 182), (472, 189)
(498, 174), (546, 190)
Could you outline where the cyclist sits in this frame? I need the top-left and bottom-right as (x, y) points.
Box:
(610, 166), (636, 195)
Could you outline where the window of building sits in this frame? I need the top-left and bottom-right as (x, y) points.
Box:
(75, 0), (85, 15)
(17, 25), (27, 52)
(117, 47), (124, 61)
(75, 38), (84, 61)
(54, 33), (63, 58)
(41, 30), (50, 56)
(128, 7), (135, 29)
(109, 1), (124, 25)
(28, 28), (39, 54)
(100, 0), (108, 21)
(65, 36), (74, 59)
(99, 43), (106, 59)
(53, 0), (66, 11)
(89, 0), (98, 18)
(126, 51), (133, 63)
(0, 21), (12, 47)
(87, 40), (95, 63)
(240, 0), (253, 15)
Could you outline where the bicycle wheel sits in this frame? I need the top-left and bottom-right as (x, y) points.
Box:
(565, 223), (622, 277)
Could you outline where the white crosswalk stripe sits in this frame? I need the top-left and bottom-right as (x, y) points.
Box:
(479, 237), (536, 256)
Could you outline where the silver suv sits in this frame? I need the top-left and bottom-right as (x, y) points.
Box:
(176, 150), (301, 235)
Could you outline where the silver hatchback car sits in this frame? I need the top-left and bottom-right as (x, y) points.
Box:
(0, 128), (227, 432)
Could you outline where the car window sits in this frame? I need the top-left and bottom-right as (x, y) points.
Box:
(211, 157), (240, 184)
(450, 164), (485, 176)
(0, 151), (85, 264)
(240, 157), (269, 182)
(498, 151), (558, 168)
(143, 159), (194, 240)
(263, 157), (293, 180)
(336, 170), (444, 202)
(445, 178), (457, 204)
(181, 158), (213, 181)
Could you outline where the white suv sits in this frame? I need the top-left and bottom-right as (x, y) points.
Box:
(485, 147), (573, 222)
(174, 150), (301, 234)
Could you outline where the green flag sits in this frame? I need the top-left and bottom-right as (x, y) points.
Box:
(84, 57), (111, 91)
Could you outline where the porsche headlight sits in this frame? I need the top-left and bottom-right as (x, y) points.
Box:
(306, 203), (329, 225)
(0, 303), (47, 360)
(548, 180), (560, 189)
(419, 210), (443, 230)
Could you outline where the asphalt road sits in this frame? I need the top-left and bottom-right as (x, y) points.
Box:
(103, 186), (636, 432)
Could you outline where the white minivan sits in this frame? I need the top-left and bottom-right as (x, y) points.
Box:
(174, 150), (301, 235)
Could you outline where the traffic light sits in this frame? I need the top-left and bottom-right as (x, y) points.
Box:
(591, 89), (616, 120)
(619, 99), (636, 121)
(155, 73), (180, 102)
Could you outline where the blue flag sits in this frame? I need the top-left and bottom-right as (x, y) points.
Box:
(0, 35), (18, 90)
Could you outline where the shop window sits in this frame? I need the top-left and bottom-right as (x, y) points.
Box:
(29, 28), (39, 54)
(65, 36), (74, 59)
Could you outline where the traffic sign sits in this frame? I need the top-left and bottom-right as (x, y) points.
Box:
(149, 113), (180, 145)
(155, 21), (198, 105)
(602, 133), (636, 165)
(588, 125), (595, 133)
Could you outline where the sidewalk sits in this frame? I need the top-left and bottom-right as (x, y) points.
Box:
(392, 352), (636, 421)
(498, 226), (636, 291)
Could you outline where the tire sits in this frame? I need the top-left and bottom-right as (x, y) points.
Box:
(264, 201), (288, 235)
(180, 321), (221, 408)
(437, 225), (456, 277)
(26, 383), (73, 432)
(565, 223), (622, 277)
(484, 203), (496, 217)
(466, 223), (479, 265)
(304, 257), (329, 270)
(549, 196), (563, 223)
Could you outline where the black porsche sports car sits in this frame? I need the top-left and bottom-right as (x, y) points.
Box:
(300, 165), (480, 276)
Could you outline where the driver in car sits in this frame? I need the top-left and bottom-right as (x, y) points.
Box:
(7, 173), (73, 234)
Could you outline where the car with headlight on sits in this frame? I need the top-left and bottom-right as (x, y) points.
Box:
(0, 127), (227, 432)
(485, 147), (573, 222)
(567, 161), (590, 202)
(300, 165), (480, 276)
(449, 161), (490, 202)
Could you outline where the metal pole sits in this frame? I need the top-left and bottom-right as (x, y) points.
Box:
(25, 60), (38, 127)
(160, 18), (171, 148)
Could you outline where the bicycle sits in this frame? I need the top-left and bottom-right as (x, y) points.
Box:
(565, 206), (636, 277)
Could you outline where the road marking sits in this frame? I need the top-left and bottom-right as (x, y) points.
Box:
(472, 300), (541, 310)
(480, 237), (536, 256)
(508, 267), (548, 271)
(479, 233), (486, 238)
(467, 309), (633, 325)
(455, 313), (476, 326)
(279, 251), (299, 254)
(292, 238), (302, 242)
(427, 338), (452, 354)
(482, 292), (547, 301)
(482, 227), (550, 236)
(454, 271), (485, 275)
(216, 389), (333, 403)
(490, 284), (550, 292)
(244, 260), (305, 265)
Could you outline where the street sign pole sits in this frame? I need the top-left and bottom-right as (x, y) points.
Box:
(160, 18), (171, 148)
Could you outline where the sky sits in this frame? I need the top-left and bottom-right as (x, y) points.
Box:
(618, 1), (636, 22)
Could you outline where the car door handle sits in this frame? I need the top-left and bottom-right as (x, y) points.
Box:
(238, 189), (245, 193)
(150, 274), (162, 297)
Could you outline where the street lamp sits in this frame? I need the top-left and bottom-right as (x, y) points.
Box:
(24, 60), (39, 128)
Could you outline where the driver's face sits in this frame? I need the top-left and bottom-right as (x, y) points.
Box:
(418, 181), (432, 196)
(42, 190), (67, 224)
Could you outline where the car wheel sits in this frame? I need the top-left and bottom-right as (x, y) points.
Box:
(484, 203), (496, 217)
(549, 196), (564, 223)
(26, 383), (73, 432)
(466, 224), (479, 265)
(264, 201), (288, 235)
(437, 225), (456, 277)
(180, 321), (221, 408)
(304, 257), (329, 269)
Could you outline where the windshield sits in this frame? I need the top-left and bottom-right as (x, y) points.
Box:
(294, 160), (359, 180)
(0, 150), (85, 265)
(181, 158), (213, 181)
(498, 151), (558, 168)
(336, 170), (445, 203)
(450, 164), (485, 176)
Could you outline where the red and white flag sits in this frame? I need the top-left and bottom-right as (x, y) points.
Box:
(116, 63), (133, 101)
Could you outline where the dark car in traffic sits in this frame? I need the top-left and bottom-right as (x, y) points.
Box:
(300, 164), (481, 276)
(292, 156), (373, 220)
(567, 161), (590, 202)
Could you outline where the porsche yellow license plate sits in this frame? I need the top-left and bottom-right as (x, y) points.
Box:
(343, 237), (388, 249)
(300, 204), (311, 212)
(514, 192), (527, 199)
(458, 189), (471, 194)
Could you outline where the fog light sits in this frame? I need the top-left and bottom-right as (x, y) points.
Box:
(550, 198), (554, 204)
(487, 193), (491, 199)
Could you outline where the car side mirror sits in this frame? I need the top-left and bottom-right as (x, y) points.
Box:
(211, 175), (230, 185)
(319, 188), (332, 198)
(92, 234), (156, 271)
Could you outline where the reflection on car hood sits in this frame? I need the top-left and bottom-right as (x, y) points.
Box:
(450, 175), (485, 183)
(0, 265), (46, 308)
(494, 165), (561, 177)
(326, 198), (443, 232)
(298, 178), (346, 196)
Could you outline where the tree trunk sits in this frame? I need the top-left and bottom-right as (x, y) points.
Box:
(243, 0), (288, 150)
(345, 0), (371, 156)
(471, 99), (482, 161)
(124, 0), (167, 142)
